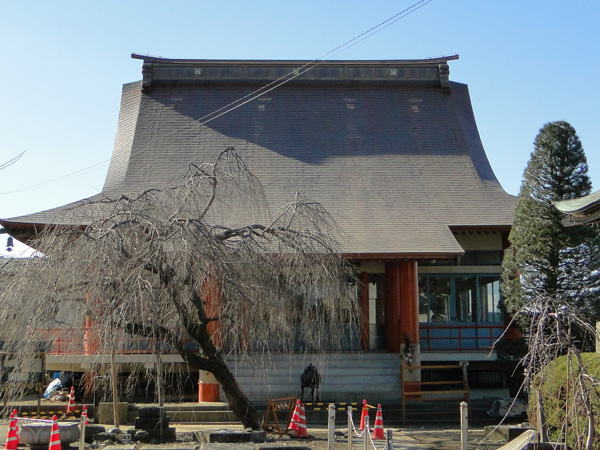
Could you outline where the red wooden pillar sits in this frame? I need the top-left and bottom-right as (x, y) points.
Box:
(399, 260), (419, 345)
(385, 262), (401, 352)
(202, 277), (222, 349)
(84, 315), (99, 355)
(84, 293), (99, 355)
(385, 260), (419, 353)
(359, 272), (370, 350)
(199, 277), (222, 402)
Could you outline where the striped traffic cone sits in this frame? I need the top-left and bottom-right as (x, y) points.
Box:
(359, 399), (369, 430)
(5, 409), (18, 450)
(81, 405), (89, 425)
(66, 386), (75, 413)
(372, 404), (385, 440)
(288, 399), (302, 433)
(48, 415), (61, 450)
(295, 402), (307, 438)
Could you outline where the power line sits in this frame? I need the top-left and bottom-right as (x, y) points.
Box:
(161, 0), (433, 130)
(0, 0), (434, 198)
(0, 151), (26, 171)
(0, 161), (107, 195)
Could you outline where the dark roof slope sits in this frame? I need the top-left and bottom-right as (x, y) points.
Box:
(1, 56), (515, 257)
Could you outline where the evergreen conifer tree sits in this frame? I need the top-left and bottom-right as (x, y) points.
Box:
(501, 121), (599, 340)
(557, 235), (600, 327)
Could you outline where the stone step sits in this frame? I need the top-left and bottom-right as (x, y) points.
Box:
(129, 403), (238, 424)
(166, 409), (237, 423)
(226, 353), (403, 403)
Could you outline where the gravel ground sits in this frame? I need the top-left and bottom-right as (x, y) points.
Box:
(1, 410), (508, 449)
(166, 426), (506, 450)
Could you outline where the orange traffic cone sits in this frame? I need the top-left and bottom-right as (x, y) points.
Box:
(48, 415), (61, 450)
(295, 402), (307, 438)
(66, 386), (75, 413)
(81, 405), (89, 425)
(372, 404), (385, 440)
(5, 409), (18, 450)
(288, 399), (302, 433)
(359, 399), (369, 430)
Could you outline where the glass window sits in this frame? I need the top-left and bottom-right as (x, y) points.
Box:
(455, 276), (476, 322)
(429, 276), (450, 323)
(478, 276), (501, 323)
(367, 274), (386, 350)
(418, 274), (502, 324)
(418, 277), (429, 322)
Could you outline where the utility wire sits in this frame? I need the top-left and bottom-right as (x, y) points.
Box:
(1, 161), (107, 195)
(0, 0), (434, 198)
(0, 151), (25, 171)
(164, 0), (433, 130)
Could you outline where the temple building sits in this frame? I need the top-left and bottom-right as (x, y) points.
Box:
(555, 190), (600, 226)
(0, 55), (516, 403)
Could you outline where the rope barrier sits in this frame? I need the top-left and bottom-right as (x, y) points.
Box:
(348, 410), (365, 437)
(345, 406), (392, 450)
(366, 426), (382, 450)
(324, 403), (394, 450)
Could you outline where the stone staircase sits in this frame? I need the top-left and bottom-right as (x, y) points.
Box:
(224, 352), (402, 404)
(131, 403), (237, 424)
(153, 399), (497, 428)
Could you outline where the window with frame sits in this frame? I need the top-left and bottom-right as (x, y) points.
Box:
(419, 274), (502, 323)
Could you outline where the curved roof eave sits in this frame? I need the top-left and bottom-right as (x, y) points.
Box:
(554, 190), (600, 215)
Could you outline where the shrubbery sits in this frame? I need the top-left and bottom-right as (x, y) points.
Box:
(530, 353), (600, 447)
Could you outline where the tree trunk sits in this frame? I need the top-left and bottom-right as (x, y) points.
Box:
(178, 320), (261, 429)
(211, 354), (261, 430)
(181, 347), (261, 429)
(111, 347), (119, 427)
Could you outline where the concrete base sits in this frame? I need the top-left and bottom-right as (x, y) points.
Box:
(194, 429), (266, 444)
(484, 425), (531, 442)
(126, 427), (177, 443)
(97, 402), (128, 425)
(18, 422), (80, 450)
(497, 430), (538, 450)
(85, 425), (106, 443)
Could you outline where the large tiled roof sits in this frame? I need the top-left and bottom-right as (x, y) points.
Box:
(1, 55), (516, 257)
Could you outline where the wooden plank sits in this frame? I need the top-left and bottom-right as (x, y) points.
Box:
(405, 380), (464, 386)
(401, 363), (470, 426)
(403, 389), (469, 397)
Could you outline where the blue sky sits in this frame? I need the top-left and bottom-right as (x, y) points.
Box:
(1, 1), (599, 248)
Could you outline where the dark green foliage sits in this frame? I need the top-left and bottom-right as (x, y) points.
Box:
(558, 235), (600, 351)
(530, 353), (600, 447)
(494, 335), (528, 361)
(501, 121), (598, 335)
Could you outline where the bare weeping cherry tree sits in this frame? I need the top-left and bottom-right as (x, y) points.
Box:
(510, 296), (600, 449)
(0, 148), (357, 430)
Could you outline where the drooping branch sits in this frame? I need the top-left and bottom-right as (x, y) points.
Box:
(0, 147), (354, 431)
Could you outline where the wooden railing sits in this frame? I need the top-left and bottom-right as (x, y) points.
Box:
(400, 362), (470, 425)
(419, 323), (504, 352)
(37, 324), (505, 355)
(35, 328), (198, 355)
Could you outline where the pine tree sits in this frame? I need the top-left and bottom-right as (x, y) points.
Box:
(557, 235), (600, 328)
(501, 121), (598, 337)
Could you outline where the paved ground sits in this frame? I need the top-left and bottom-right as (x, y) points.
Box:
(1, 419), (507, 450)
(263, 425), (506, 449)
